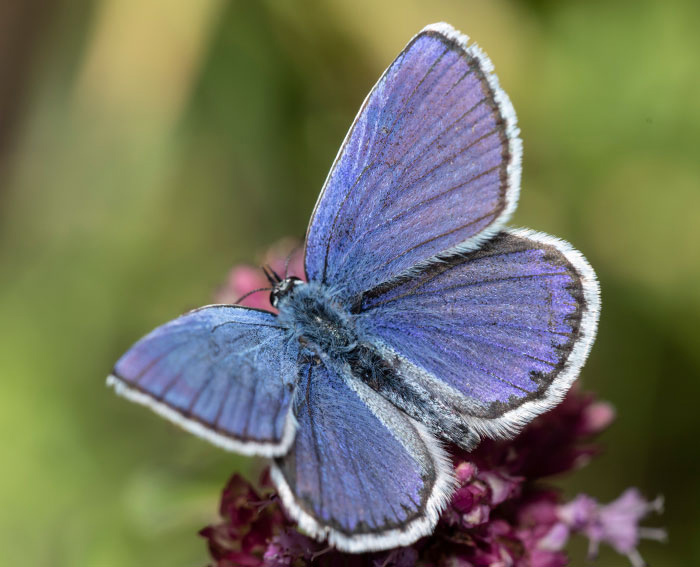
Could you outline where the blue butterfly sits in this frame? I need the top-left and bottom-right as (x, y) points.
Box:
(108, 23), (600, 553)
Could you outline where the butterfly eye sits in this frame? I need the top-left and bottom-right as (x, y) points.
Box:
(270, 276), (302, 307)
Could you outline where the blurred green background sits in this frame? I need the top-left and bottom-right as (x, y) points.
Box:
(1, 0), (698, 565)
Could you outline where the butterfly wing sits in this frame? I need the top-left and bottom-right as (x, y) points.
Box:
(304, 22), (521, 297)
(355, 229), (600, 439)
(107, 305), (298, 457)
(271, 359), (453, 552)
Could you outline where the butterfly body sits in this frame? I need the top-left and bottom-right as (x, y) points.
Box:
(276, 279), (357, 356)
(108, 23), (600, 553)
(275, 277), (479, 451)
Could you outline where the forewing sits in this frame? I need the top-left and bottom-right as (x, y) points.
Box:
(271, 360), (453, 552)
(304, 22), (521, 296)
(356, 229), (600, 439)
(108, 305), (298, 457)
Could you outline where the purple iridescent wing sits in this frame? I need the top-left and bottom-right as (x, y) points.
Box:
(356, 229), (600, 439)
(107, 306), (298, 457)
(271, 360), (453, 553)
(304, 23), (521, 296)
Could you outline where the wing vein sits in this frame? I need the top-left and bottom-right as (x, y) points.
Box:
(375, 208), (498, 272)
(365, 271), (571, 309)
(320, 47), (452, 282)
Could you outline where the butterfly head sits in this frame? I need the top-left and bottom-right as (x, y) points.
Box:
(270, 276), (303, 308)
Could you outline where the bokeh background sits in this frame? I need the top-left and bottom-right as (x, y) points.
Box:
(1, 0), (698, 565)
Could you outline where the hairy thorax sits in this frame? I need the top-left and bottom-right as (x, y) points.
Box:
(275, 280), (394, 394)
(276, 280), (358, 358)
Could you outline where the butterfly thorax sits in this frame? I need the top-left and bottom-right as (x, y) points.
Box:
(276, 281), (415, 404)
(275, 280), (358, 357)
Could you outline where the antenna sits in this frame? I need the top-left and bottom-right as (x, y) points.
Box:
(262, 265), (282, 286)
(234, 287), (273, 305)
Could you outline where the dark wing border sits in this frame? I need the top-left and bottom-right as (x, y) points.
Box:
(107, 304), (298, 458)
(464, 228), (601, 438)
(365, 227), (601, 441)
(270, 374), (455, 553)
(303, 21), (522, 284)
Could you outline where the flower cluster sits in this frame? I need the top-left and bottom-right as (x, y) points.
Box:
(201, 242), (665, 567)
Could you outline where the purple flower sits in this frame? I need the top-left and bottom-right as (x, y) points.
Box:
(199, 472), (285, 566)
(557, 489), (666, 567)
(200, 246), (665, 567)
(200, 391), (663, 567)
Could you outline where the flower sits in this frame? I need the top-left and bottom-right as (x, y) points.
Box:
(201, 242), (665, 567)
(199, 472), (286, 566)
(557, 489), (667, 567)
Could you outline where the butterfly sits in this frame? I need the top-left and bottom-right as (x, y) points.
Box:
(108, 22), (600, 553)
